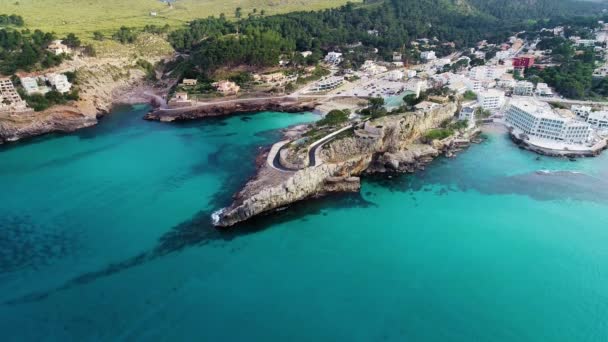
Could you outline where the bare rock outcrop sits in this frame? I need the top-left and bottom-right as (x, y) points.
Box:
(144, 98), (319, 122)
(215, 155), (370, 227)
(0, 106), (97, 144)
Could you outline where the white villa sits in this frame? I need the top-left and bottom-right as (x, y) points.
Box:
(47, 74), (72, 93)
(20, 77), (49, 95)
(459, 106), (476, 121)
(420, 51), (436, 61)
(535, 83), (553, 97)
(513, 81), (535, 96)
(324, 52), (343, 65)
(47, 40), (70, 55)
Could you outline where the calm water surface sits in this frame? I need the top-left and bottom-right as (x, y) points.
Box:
(1, 105), (608, 341)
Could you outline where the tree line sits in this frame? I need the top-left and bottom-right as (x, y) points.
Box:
(167, 0), (604, 75)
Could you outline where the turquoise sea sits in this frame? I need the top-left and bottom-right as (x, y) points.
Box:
(1, 105), (608, 341)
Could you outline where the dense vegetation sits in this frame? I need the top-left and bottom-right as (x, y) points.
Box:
(423, 117), (469, 142)
(0, 27), (66, 74)
(317, 109), (350, 126)
(1, 0), (353, 37)
(112, 26), (138, 44)
(465, 0), (599, 20)
(0, 14), (24, 26)
(525, 29), (607, 99)
(21, 90), (80, 111)
(168, 0), (602, 75)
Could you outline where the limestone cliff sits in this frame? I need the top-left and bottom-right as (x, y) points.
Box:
(0, 106), (97, 144)
(1, 36), (173, 144)
(214, 102), (470, 227)
(215, 156), (370, 227)
(144, 98), (319, 122)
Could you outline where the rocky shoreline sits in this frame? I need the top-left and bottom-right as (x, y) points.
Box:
(213, 101), (481, 227)
(0, 80), (169, 145)
(143, 97), (320, 122)
(509, 131), (608, 158)
(0, 47), (174, 145)
(0, 106), (98, 144)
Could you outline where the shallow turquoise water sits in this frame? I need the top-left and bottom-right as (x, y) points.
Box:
(1, 106), (608, 341)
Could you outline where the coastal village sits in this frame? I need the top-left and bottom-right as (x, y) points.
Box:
(2, 13), (608, 159)
(6, 3), (608, 340)
(155, 20), (608, 159)
(0, 40), (74, 116)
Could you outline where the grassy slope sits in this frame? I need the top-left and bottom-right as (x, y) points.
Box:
(0, 0), (358, 38)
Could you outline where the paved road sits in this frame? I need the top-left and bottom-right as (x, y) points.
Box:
(267, 124), (356, 172)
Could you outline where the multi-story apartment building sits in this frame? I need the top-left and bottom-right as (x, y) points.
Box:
(505, 99), (593, 144)
(513, 81), (535, 96)
(477, 89), (505, 110)
(467, 66), (506, 81)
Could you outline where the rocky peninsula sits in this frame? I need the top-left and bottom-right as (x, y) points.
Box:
(144, 97), (319, 122)
(213, 101), (480, 227)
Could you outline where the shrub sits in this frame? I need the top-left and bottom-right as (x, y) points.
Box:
(317, 109), (349, 126)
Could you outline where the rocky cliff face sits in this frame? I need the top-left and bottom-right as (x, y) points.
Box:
(322, 103), (457, 163)
(214, 102), (469, 227)
(144, 98), (319, 122)
(0, 46), (172, 144)
(216, 156), (370, 227)
(0, 106), (98, 144)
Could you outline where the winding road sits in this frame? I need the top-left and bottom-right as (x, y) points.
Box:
(267, 123), (358, 172)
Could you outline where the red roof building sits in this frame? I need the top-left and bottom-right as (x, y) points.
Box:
(513, 56), (535, 69)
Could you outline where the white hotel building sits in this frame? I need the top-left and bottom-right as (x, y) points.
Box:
(477, 89), (505, 110)
(505, 99), (592, 144)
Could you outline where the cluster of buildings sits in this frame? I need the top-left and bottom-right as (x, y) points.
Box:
(572, 105), (608, 129)
(20, 74), (73, 95)
(309, 76), (344, 92)
(0, 78), (28, 113)
(252, 72), (298, 87)
(360, 60), (388, 75)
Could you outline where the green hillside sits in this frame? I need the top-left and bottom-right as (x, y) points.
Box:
(0, 0), (358, 37)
